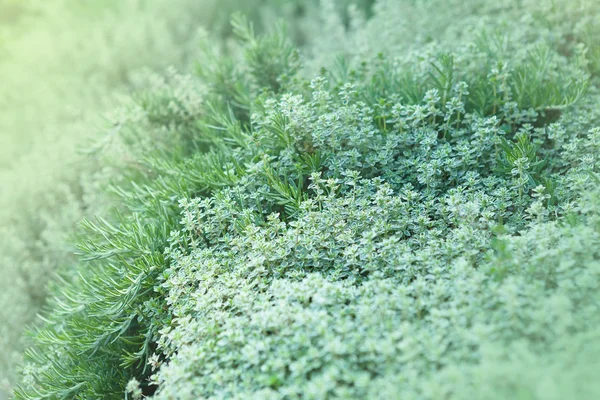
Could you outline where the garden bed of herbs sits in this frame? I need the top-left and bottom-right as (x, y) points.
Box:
(6, 0), (600, 399)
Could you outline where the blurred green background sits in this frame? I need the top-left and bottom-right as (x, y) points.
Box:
(0, 0), (232, 396)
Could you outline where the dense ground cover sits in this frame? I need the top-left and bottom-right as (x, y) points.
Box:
(3, 0), (600, 399)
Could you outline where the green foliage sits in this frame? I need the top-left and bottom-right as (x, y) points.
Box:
(153, 189), (600, 398)
(2, 1), (382, 395)
(0, 1), (214, 392)
(0, 0), (355, 395)
(7, 0), (600, 399)
(231, 13), (300, 92)
(495, 128), (546, 192)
